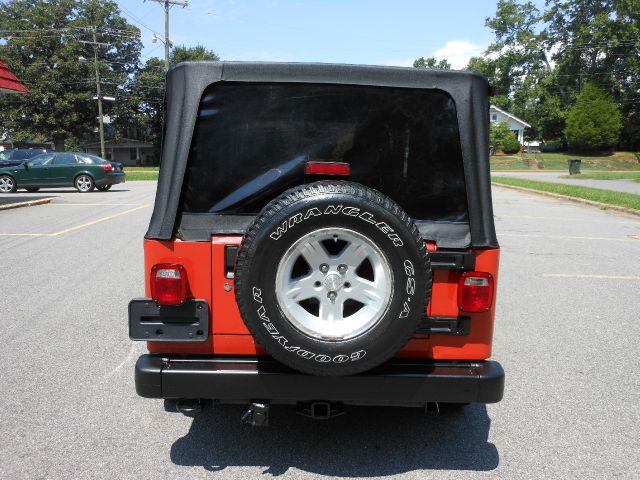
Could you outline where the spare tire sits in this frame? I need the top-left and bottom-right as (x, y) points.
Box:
(235, 181), (431, 375)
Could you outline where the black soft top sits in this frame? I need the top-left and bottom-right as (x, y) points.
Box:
(146, 61), (498, 249)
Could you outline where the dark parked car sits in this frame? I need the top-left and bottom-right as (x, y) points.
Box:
(0, 148), (51, 168)
(0, 152), (125, 193)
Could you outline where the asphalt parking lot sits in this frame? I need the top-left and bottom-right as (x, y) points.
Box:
(1, 181), (639, 479)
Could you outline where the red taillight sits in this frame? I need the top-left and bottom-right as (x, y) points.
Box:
(150, 264), (188, 305)
(304, 161), (350, 176)
(458, 272), (494, 313)
(101, 163), (113, 172)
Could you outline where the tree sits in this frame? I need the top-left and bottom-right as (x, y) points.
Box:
(478, 0), (639, 148)
(170, 44), (219, 64)
(117, 45), (220, 162)
(565, 83), (622, 151)
(544, 0), (640, 148)
(0, 0), (142, 150)
(490, 121), (520, 154)
(413, 56), (451, 69)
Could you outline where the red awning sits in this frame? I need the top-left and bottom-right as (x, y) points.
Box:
(0, 59), (29, 94)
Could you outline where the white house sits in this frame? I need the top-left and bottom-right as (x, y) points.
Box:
(83, 137), (155, 166)
(490, 105), (530, 144)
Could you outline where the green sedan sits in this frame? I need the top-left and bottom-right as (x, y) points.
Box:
(0, 152), (126, 193)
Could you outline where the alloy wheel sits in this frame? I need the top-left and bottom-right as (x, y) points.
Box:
(275, 227), (393, 341)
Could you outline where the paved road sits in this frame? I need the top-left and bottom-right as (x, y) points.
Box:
(493, 170), (640, 194)
(1, 182), (639, 479)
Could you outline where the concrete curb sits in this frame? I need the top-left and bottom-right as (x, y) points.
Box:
(0, 197), (53, 211)
(491, 182), (640, 217)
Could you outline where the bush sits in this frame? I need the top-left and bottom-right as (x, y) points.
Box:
(490, 121), (517, 154)
(502, 136), (521, 154)
(541, 140), (563, 152)
(565, 83), (622, 151)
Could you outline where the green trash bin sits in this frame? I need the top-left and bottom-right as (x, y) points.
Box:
(568, 159), (581, 175)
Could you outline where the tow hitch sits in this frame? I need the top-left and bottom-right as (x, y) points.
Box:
(297, 401), (345, 420)
(241, 402), (270, 427)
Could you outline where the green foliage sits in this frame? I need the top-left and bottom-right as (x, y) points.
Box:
(119, 45), (220, 164)
(502, 135), (522, 154)
(565, 83), (622, 151)
(541, 140), (563, 152)
(0, 0), (219, 162)
(489, 121), (517, 154)
(170, 44), (219, 64)
(64, 137), (82, 151)
(413, 56), (451, 69)
(0, 0), (142, 150)
(475, 0), (639, 149)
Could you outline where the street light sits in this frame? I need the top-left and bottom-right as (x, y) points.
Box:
(148, 0), (188, 70)
(151, 33), (173, 70)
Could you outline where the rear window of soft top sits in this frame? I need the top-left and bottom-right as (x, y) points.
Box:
(180, 82), (469, 223)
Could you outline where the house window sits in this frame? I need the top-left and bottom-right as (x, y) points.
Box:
(491, 114), (498, 121)
(130, 147), (137, 161)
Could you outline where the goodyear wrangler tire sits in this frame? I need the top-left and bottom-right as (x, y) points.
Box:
(235, 181), (431, 376)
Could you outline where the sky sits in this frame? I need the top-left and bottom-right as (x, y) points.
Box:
(116, 0), (526, 70)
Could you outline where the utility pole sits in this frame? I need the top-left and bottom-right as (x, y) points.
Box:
(92, 28), (106, 159)
(148, 0), (188, 71)
(80, 28), (110, 158)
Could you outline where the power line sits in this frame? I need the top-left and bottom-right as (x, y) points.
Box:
(119, 4), (159, 35)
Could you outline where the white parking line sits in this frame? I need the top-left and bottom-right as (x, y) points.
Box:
(0, 204), (149, 237)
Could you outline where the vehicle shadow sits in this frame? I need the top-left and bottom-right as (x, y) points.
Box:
(170, 403), (499, 476)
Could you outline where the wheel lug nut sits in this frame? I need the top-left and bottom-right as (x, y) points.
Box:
(328, 291), (337, 302)
(320, 263), (329, 273)
(338, 264), (347, 273)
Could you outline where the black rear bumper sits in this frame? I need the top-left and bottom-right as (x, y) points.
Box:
(96, 172), (125, 187)
(135, 355), (504, 406)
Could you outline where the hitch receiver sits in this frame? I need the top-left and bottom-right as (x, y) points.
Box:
(297, 401), (345, 420)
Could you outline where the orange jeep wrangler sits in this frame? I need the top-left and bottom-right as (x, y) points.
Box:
(130, 62), (504, 425)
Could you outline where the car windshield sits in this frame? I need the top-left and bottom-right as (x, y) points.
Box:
(28, 154), (54, 166)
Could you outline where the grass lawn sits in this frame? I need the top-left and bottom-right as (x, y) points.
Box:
(491, 151), (640, 171)
(559, 171), (640, 182)
(125, 171), (159, 181)
(491, 176), (640, 211)
(123, 166), (159, 172)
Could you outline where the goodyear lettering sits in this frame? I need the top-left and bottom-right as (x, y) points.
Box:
(252, 287), (367, 364)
